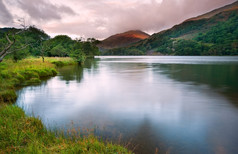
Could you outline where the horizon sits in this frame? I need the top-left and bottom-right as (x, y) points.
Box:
(0, 0), (236, 40)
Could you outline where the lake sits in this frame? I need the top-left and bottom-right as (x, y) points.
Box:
(16, 56), (238, 154)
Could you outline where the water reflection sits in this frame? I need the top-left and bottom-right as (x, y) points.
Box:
(58, 58), (99, 83)
(58, 65), (84, 83)
(156, 64), (238, 104)
(16, 56), (238, 154)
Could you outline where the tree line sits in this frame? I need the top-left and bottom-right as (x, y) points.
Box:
(0, 26), (100, 63)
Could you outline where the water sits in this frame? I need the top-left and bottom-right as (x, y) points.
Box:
(16, 56), (238, 154)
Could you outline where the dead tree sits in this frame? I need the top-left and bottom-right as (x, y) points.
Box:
(0, 33), (16, 62)
(0, 19), (28, 63)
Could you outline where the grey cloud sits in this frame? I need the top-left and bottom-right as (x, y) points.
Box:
(0, 0), (13, 24)
(15, 0), (76, 21)
(46, 0), (236, 39)
(103, 0), (237, 34)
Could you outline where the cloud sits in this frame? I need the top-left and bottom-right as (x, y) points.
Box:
(0, 0), (13, 24)
(44, 0), (236, 39)
(0, 0), (236, 39)
(13, 0), (75, 21)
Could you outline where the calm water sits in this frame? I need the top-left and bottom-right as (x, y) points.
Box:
(17, 56), (238, 154)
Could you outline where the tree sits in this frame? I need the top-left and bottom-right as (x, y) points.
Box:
(81, 40), (100, 57)
(0, 19), (29, 62)
(0, 33), (16, 62)
(25, 26), (50, 57)
(49, 44), (68, 57)
(70, 49), (86, 64)
(11, 44), (30, 62)
(39, 39), (51, 62)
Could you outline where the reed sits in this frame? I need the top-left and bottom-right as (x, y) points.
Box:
(0, 105), (130, 153)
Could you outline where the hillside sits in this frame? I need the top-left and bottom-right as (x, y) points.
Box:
(187, 1), (238, 21)
(104, 1), (238, 56)
(97, 30), (149, 50)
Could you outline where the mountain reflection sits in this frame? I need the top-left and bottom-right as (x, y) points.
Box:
(155, 64), (238, 105)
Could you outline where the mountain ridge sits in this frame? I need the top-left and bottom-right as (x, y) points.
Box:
(97, 30), (150, 50)
(187, 1), (238, 21)
(103, 1), (238, 56)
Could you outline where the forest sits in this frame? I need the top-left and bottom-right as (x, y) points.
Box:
(0, 26), (100, 63)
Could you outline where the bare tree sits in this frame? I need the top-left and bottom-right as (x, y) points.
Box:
(0, 33), (16, 62)
(0, 18), (29, 62)
(39, 38), (51, 63)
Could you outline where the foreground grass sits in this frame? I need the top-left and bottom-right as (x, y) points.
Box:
(0, 105), (130, 153)
(0, 57), (130, 153)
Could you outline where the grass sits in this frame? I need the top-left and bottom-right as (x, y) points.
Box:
(0, 105), (131, 153)
(0, 57), (131, 153)
(0, 57), (59, 103)
(0, 57), (77, 103)
(45, 57), (77, 67)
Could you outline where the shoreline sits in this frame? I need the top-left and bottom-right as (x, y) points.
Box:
(0, 57), (130, 153)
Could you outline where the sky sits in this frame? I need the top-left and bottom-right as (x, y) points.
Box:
(0, 0), (236, 39)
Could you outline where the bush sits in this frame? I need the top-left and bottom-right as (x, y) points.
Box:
(0, 70), (10, 78)
(16, 73), (25, 81)
(0, 90), (17, 103)
(51, 68), (58, 76)
(51, 60), (64, 67)
(22, 70), (39, 80)
(26, 78), (41, 84)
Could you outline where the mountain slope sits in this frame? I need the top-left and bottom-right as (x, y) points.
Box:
(188, 1), (238, 21)
(104, 1), (238, 56)
(97, 30), (150, 50)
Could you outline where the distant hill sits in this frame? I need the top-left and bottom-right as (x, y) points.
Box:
(97, 30), (150, 50)
(104, 1), (238, 56)
(0, 27), (49, 40)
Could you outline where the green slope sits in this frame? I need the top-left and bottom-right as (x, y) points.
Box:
(104, 1), (238, 56)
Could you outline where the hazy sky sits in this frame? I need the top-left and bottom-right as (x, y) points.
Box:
(0, 0), (236, 39)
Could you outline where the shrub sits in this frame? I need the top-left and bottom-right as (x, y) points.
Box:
(26, 78), (41, 84)
(22, 70), (39, 80)
(51, 68), (58, 76)
(0, 70), (10, 78)
(0, 90), (17, 103)
(16, 73), (25, 81)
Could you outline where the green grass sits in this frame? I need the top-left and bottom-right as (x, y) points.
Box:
(0, 105), (131, 153)
(0, 58), (59, 103)
(0, 57), (78, 103)
(45, 57), (77, 67)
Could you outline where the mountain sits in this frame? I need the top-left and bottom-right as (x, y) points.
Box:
(97, 30), (150, 50)
(187, 1), (238, 21)
(104, 1), (238, 56)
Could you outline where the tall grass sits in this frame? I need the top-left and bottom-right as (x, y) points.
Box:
(0, 57), (77, 103)
(45, 57), (77, 67)
(0, 105), (130, 153)
(0, 58), (59, 103)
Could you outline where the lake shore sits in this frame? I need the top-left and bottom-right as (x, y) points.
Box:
(0, 57), (130, 153)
